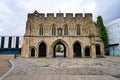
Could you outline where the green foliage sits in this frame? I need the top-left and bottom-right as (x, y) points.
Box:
(96, 16), (108, 48)
(55, 44), (61, 52)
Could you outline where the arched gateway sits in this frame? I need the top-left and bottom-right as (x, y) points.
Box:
(39, 42), (46, 57)
(51, 39), (69, 58)
(53, 42), (66, 57)
(73, 42), (82, 57)
(21, 11), (104, 58)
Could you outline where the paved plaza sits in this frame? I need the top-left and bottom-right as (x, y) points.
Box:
(3, 75), (118, 80)
(0, 55), (13, 77)
(1, 56), (120, 80)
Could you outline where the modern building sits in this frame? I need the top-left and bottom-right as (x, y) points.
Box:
(21, 10), (104, 58)
(0, 36), (23, 54)
(105, 18), (120, 56)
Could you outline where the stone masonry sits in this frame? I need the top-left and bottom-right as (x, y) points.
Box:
(21, 10), (104, 58)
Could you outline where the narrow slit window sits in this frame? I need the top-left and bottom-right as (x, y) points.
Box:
(77, 26), (80, 35)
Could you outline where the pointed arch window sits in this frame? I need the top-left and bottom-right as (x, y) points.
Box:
(64, 26), (68, 35)
(76, 26), (80, 35)
(52, 25), (56, 36)
(39, 26), (43, 35)
(95, 44), (101, 55)
(31, 48), (35, 57)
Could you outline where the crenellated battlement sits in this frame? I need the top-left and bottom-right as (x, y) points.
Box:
(28, 10), (92, 21)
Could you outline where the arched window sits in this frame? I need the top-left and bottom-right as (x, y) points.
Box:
(76, 26), (80, 35)
(64, 26), (68, 35)
(52, 26), (56, 36)
(39, 26), (43, 35)
(95, 44), (101, 55)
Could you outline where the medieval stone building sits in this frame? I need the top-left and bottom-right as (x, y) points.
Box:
(21, 10), (104, 58)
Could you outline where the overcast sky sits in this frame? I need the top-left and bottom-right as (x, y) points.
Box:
(0, 0), (120, 36)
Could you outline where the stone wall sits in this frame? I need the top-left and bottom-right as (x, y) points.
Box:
(21, 10), (104, 58)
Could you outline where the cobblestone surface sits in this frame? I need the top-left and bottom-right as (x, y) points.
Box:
(3, 56), (120, 80)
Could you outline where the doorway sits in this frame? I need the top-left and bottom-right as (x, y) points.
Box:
(73, 42), (81, 57)
(85, 47), (90, 57)
(31, 48), (35, 57)
(39, 42), (46, 57)
(53, 42), (66, 57)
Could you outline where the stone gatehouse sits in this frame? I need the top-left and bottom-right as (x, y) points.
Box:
(21, 10), (104, 58)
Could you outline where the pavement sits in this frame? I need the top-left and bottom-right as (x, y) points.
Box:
(1, 56), (120, 80)
(3, 75), (118, 80)
(0, 55), (13, 77)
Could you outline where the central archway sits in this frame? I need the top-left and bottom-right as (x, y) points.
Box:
(53, 42), (66, 57)
(51, 39), (69, 58)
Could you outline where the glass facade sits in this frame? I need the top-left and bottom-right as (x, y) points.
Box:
(106, 18), (120, 56)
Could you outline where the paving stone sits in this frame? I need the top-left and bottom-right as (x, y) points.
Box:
(52, 75), (60, 80)
(44, 75), (52, 80)
(2, 56), (120, 80)
(60, 75), (67, 80)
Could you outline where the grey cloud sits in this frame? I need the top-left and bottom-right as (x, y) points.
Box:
(93, 0), (120, 23)
(0, 0), (120, 36)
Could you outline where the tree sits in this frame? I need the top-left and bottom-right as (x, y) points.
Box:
(96, 16), (108, 48)
(55, 44), (61, 52)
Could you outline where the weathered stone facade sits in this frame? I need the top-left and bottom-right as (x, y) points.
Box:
(21, 10), (104, 58)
